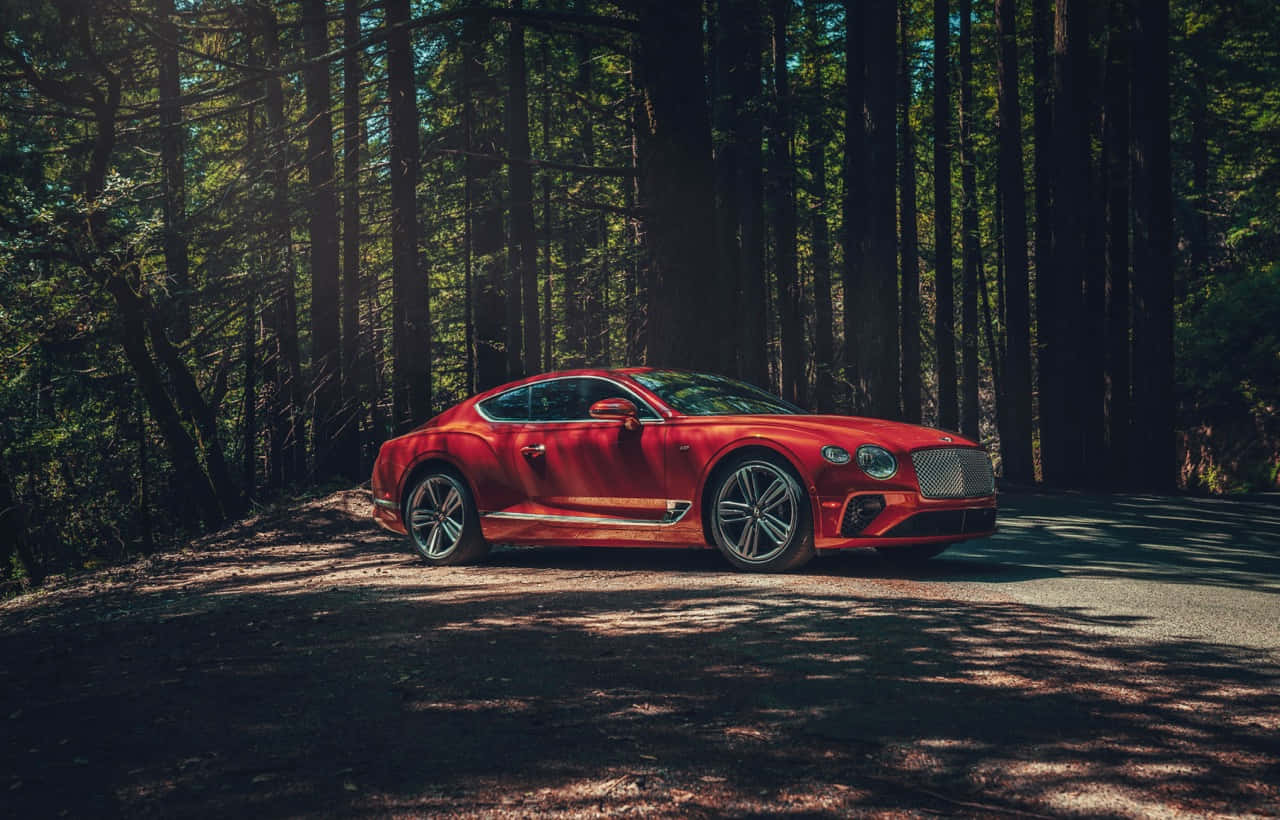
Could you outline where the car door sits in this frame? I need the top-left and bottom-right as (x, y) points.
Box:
(506, 376), (670, 539)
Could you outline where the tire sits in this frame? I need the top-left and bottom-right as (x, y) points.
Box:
(708, 453), (815, 572)
(875, 543), (950, 564)
(403, 469), (490, 566)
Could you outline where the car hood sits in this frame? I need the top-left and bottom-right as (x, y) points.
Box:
(718, 414), (981, 453)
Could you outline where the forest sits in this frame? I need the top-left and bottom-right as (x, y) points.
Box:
(1, 0), (1277, 589)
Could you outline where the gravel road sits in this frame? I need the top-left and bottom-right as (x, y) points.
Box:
(2, 489), (1277, 818)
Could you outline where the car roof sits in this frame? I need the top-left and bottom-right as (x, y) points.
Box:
(467, 368), (652, 403)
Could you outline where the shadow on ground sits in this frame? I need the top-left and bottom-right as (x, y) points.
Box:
(969, 492), (1280, 592)
(1, 491), (1277, 817)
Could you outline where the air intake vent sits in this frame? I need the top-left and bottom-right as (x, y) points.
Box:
(911, 448), (994, 499)
(883, 507), (997, 538)
(841, 495), (885, 536)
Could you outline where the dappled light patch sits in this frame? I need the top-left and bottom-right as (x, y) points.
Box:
(2, 489), (1277, 817)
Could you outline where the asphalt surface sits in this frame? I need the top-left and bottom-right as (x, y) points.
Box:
(917, 491), (1280, 651)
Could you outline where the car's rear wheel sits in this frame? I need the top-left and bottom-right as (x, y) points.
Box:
(709, 454), (815, 572)
(875, 543), (950, 564)
(404, 470), (490, 566)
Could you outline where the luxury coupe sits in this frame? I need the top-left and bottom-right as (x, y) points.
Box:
(371, 368), (997, 572)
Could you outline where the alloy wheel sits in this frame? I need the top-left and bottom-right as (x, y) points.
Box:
(714, 461), (800, 564)
(408, 474), (466, 559)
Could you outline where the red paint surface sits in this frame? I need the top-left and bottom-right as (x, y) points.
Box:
(371, 368), (997, 551)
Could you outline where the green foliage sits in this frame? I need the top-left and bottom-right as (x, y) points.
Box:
(2, 0), (1279, 587)
(1177, 265), (1280, 418)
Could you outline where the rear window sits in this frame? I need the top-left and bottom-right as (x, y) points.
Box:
(477, 387), (529, 421)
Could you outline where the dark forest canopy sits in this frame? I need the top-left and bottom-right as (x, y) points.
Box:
(1, 0), (1278, 587)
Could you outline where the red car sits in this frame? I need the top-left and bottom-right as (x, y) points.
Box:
(371, 369), (996, 572)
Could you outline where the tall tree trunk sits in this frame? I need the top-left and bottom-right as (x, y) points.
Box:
(978, 250), (1003, 426)
(387, 0), (430, 427)
(242, 38), (261, 501)
(73, 37), (232, 524)
(1131, 0), (1175, 491)
(633, 0), (721, 371)
(993, 0), (1035, 480)
(464, 12), (510, 390)
(122, 319), (225, 527)
(858, 0), (900, 419)
(1082, 34), (1109, 484)
(842, 0), (865, 409)
(630, 47), (652, 364)
(340, 0), (364, 474)
(712, 0), (742, 377)
(933, 0), (957, 430)
(1187, 59), (1210, 281)
(463, 94), (476, 392)
(1032, 0), (1053, 482)
(242, 289), (258, 502)
(507, 0), (541, 377)
(302, 0), (343, 477)
(898, 2), (922, 424)
(1103, 0), (1132, 486)
(805, 2), (835, 413)
(155, 0), (190, 341)
(577, 2), (607, 367)
(1045, 0), (1088, 485)
(561, 12), (591, 368)
(959, 0), (979, 441)
(136, 392), (154, 554)
(978, 179), (1006, 455)
(624, 50), (644, 367)
(540, 37), (555, 372)
(769, 0), (804, 406)
(260, 3), (303, 487)
(724, 0), (767, 386)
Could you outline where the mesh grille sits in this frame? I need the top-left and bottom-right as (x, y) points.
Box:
(911, 448), (994, 498)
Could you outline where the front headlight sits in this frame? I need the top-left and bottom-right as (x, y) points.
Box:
(855, 444), (898, 479)
(821, 445), (851, 464)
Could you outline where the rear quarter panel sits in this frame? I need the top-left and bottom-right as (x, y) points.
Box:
(372, 421), (525, 523)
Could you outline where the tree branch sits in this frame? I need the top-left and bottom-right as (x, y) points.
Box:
(428, 147), (637, 178)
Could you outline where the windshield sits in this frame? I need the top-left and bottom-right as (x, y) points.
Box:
(629, 370), (803, 416)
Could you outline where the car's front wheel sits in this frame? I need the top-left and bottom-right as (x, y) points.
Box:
(404, 470), (490, 566)
(709, 454), (815, 572)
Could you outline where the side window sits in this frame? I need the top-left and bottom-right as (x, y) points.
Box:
(478, 386), (529, 421)
(530, 378), (659, 421)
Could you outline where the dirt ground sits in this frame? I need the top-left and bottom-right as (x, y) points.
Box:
(2, 489), (1278, 818)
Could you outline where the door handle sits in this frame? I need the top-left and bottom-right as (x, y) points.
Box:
(520, 443), (546, 458)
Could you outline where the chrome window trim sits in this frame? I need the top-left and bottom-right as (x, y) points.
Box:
(475, 374), (665, 425)
(481, 501), (691, 527)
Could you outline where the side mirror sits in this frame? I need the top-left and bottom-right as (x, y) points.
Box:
(589, 397), (641, 431)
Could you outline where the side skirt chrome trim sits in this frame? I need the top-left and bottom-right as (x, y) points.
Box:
(373, 497), (399, 510)
(481, 501), (692, 528)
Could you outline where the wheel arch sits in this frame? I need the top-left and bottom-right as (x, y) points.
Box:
(399, 454), (474, 524)
(697, 441), (817, 547)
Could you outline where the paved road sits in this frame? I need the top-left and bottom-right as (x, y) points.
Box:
(903, 491), (1280, 651)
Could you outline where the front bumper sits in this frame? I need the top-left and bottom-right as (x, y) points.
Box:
(814, 490), (996, 550)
